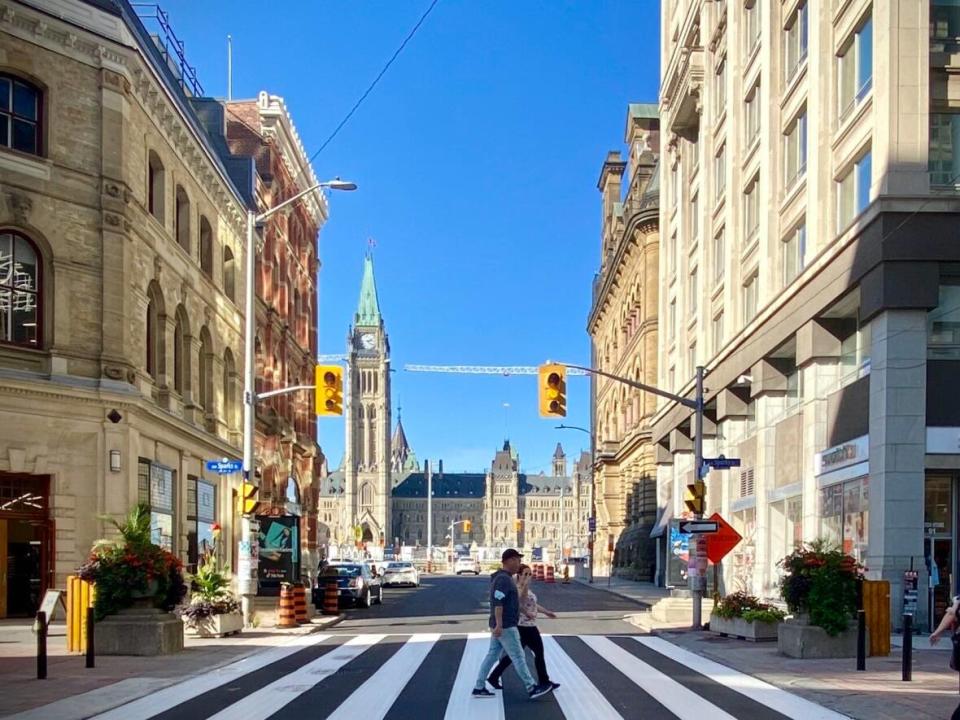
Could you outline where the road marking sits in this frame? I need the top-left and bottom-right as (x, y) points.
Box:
(443, 632), (505, 720)
(89, 633), (331, 720)
(580, 636), (738, 720)
(541, 635), (623, 720)
(326, 634), (440, 720)
(635, 637), (851, 720)
(205, 634), (384, 720)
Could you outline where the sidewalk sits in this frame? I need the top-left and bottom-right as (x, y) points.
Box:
(574, 575), (672, 606)
(0, 614), (343, 719)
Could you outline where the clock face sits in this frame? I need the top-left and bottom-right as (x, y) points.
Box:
(360, 333), (376, 350)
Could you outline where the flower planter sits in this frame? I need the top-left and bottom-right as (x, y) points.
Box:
(187, 611), (244, 638)
(710, 615), (780, 642)
(777, 616), (866, 658)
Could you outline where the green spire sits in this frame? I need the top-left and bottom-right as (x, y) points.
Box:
(355, 255), (381, 326)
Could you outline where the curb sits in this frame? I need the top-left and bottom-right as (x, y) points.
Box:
(573, 578), (658, 608)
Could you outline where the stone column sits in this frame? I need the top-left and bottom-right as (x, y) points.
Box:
(867, 309), (927, 629)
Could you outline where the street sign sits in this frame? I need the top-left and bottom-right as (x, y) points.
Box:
(679, 520), (719, 534)
(588, 517), (596, 533)
(704, 512), (742, 564)
(704, 454), (741, 470)
(206, 458), (242, 474)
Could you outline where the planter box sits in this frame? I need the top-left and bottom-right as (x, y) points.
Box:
(710, 615), (780, 642)
(777, 617), (866, 659)
(187, 611), (244, 638)
(95, 608), (183, 656)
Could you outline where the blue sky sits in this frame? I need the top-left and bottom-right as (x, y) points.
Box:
(162, 0), (661, 474)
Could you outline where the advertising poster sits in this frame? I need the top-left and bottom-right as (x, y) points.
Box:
(257, 515), (300, 596)
(667, 519), (690, 587)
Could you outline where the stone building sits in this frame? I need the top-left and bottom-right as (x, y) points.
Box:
(588, 105), (662, 580)
(225, 93), (327, 584)
(655, 0), (960, 629)
(0, 0), (251, 616)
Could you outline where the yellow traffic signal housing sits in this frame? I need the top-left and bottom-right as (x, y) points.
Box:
(239, 482), (260, 516)
(316, 364), (343, 416)
(684, 480), (706, 515)
(514, 518), (523, 531)
(538, 363), (567, 418)
(463, 520), (472, 533)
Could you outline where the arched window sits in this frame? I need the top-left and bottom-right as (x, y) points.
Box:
(198, 327), (212, 412)
(0, 231), (41, 347)
(148, 151), (164, 221)
(199, 216), (213, 277)
(175, 186), (190, 252)
(172, 305), (190, 394)
(293, 289), (300, 340)
(223, 246), (235, 302)
(360, 482), (373, 508)
(368, 406), (376, 469)
(0, 74), (41, 155)
(223, 348), (236, 430)
(145, 281), (165, 380)
(254, 335), (264, 395)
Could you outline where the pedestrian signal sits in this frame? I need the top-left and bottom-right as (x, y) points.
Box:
(316, 365), (343, 416)
(463, 520), (472, 533)
(538, 363), (567, 417)
(684, 480), (706, 515)
(239, 482), (260, 516)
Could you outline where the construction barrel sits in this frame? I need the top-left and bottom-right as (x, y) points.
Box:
(276, 583), (298, 628)
(322, 577), (339, 616)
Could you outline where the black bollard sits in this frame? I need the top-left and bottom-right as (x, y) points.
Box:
(902, 613), (913, 682)
(85, 606), (95, 669)
(856, 609), (866, 671)
(36, 610), (47, 680)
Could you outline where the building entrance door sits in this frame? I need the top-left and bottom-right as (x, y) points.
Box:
(0, 473), (52, 619)
(924, 472), (956, 632)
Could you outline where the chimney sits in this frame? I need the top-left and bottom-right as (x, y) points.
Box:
(439, 459), (444, 478)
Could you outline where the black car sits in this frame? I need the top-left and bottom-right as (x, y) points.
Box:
(324, 562), (383, 608)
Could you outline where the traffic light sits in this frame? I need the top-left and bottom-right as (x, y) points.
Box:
(538, 363), (567, 417)
(316, 364), (343, 416)
(684, 480), (706, 515)
(239, 482), (260, 516)
(514, 518), (523, 531)
(463, 520), (472, 533)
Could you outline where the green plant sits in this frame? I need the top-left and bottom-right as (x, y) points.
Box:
(778, 538), (863, 636)
(713, 591), (784, 622)
(742, 607), (787, 624)
(175, 531), (240, 622)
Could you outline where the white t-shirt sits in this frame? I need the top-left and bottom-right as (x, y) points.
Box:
(519, 589), (538, 627)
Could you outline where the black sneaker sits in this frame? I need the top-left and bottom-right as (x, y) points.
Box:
(528, 682), (555, 700)
(550, 682), (561, 690)
(486, 676), (502, 690)
(472, 688), (496, 699)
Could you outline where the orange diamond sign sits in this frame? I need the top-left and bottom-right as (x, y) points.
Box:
(705, 512), (742, 564)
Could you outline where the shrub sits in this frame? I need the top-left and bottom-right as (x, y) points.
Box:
(742, 607), (786, 624)
(713, 590), (784, 623)
(175, 529), (240, 623)
(778, 538), (863, 636)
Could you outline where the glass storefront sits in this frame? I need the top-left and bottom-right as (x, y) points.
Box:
(925, 473), (955, 628)
(819, 476), (869, 563)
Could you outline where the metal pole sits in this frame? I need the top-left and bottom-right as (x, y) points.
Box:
(86, 606), (95, 669)
(426, 459), (433, 573)
(240, 209), (257, 625)
(559, 483), (564, 567)
(691, 366), (705, 630)
(36, 610), (47, 680)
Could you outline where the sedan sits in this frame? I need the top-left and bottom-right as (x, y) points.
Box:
(382, 561), (420, 587)
(323, 562), (383, 608)
(454, 556), (481, 575)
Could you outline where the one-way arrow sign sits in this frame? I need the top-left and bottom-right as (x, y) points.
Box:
(679, 520), (719, 534)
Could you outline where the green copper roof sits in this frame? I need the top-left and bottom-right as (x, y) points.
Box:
(355, 255), (381, 326)
(629, 102), (659, 119)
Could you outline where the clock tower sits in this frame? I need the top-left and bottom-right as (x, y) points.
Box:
(344, 255), (392, 546)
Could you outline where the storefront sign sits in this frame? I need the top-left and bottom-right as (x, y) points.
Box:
(926, 427), (960, 454)
(815, 435), (869, 476)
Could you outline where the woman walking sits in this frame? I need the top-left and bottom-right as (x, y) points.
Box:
(930, 595), (960, 720)
(487, 563), (560, 690)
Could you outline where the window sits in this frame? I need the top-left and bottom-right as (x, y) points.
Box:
(712, 312), (725, 352)
(929, 280), (960, 359)
(138, 459), (175, 551)
(714, 145), (726, 202)
(671, 164), (679, 207)
(199, 217), (213, 278)
(668, 232), (677, 276)
(173, 309), (187, 394)
(690, 193), (700, 242)
(669, 298), (677, 341)
(744, 175), (760, 239)
(223, 246), (236, 302)
(187, 476), (217, 568)
(744, 84), (761, 149)
(784, 1), (809, 82)
(689, 267), (698, 316)
(0, 232), (40, 347)
(146, 283), (164, 380)
(198, 328), (212, 412)
(838, 14), (873, 119)
(175, 186), (190, 252)
(837, 149), (872, 230)
(744, 0), (761, 56)
(713, 228), (725, 283)
(148, 151), (165, 221)
(819, 476), (868, 563)
(223, 349), (237, 429)
(782, 223), (806, 285)
(743, 273), (758, 324)
(715, 57), (727, 118)
(0, 74), (41, 155)
(930, 113), (960, 186)
(784, 110), (807, 189)
(688, 342), (697, 372)
(933, 0), (960, 41)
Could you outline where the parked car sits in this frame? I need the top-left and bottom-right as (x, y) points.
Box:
(382, 561), (420, 587)
(324, 562), (383, 608)
(454, 556), (481, 575)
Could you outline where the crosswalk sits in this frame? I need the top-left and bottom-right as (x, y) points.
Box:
(84, 632), (849, 720)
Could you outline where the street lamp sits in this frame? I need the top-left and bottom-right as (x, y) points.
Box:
(238, 177), (357, 623)
(556, 423), (597, 583)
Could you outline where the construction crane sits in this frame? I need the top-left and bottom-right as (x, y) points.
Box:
(404, 364), (589, 376)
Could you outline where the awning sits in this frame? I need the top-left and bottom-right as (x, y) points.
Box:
(649, 504), (673, 539)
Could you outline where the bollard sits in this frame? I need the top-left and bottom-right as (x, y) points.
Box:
(856, 609), (866, 671)
(902, 614), (913, 682)
(85, 606), (95, 669)
(36, 610), (47, 680)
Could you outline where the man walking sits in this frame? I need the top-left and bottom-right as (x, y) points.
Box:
(472, 549), (555, 700)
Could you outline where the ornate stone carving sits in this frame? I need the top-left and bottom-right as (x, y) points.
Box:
(103, 365), (125, 381)
(104, 212), (122, 227)
(4, 190), (32, 224)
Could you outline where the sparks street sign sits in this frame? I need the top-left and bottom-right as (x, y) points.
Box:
(704, 455), (741, 470)
(588, 517), (596, 533)
(205, 458), (243, 474)
(678, 520), (719, 534)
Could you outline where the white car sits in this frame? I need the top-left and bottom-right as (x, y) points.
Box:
(454, 556), (481, 575)
(382, 561), (419, 587)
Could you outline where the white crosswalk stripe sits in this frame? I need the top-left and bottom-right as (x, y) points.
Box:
(48, 632), (853, 720)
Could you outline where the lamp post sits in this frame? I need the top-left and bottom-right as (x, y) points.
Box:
(238, 178), (356, 624)
(556, 423), (596, 583)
